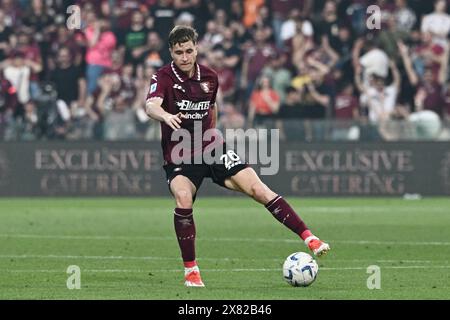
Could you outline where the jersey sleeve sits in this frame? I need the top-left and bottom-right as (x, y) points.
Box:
(146, 70), (168, 101)
(210, 73), (219, 107)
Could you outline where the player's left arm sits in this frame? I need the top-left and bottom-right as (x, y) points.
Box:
(211, 74), (220, 128)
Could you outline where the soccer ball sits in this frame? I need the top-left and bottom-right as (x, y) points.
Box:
(282, 252), (319, 287)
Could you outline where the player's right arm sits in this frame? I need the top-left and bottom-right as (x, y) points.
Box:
(145, 71), (183, 131)
(145, 97), (182, 131)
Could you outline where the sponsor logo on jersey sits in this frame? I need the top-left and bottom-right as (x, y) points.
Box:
(150, 83), (157, 94)
(176, 100), (210, 111)
(182, 112), (209, 120)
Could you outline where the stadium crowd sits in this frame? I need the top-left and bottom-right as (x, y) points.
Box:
(0, 0), (449, 141)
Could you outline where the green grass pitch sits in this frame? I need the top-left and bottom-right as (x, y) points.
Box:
(0, 197), (449, 300)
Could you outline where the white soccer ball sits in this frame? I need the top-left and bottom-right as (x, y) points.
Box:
(283, 252), (319, 287)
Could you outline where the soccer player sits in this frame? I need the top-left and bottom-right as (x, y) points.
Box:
(145, 26), (330, 287)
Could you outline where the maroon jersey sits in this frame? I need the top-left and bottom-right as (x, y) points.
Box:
(147, 61), (221, 164)
(419, 82), (444, 117)
(334, 94), (359, 119)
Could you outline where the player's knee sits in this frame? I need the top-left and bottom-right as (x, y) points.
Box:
(174, 189), (193, 208)
(250, 183), (273, 204)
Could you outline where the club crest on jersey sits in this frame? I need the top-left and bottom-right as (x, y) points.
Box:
(200, 82), (210, 93)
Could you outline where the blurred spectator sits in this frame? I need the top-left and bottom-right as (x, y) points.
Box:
(212, 27), (241, 72)
(354, 37), (390, 84)
(278, 86), (303, 118)
(248, 75), (280, 128)
(333, 24), (354, 73)
(243, 0), (265, 28)
(280, 10), (314, 48)
(15, 31), (43, 99)
(175, 11), (195, 28)
(109, 0), (143, 31)
(21, 0), (55, 44)
(334, 82), (360, 119)
(378, 15), (409, 61)
(0, 9), (13, 61)
(421, 0), (450, 49)
(344, 0), (370, 37)
(208, 48), (236, 103)
(49, 47), (87, 112)
(289, 21), (315, 66)
(47, 24), (84, 71)
(198, 20), (224, 56)
(332, 82), (361, 140)
(261, 53), (292, 103)
(241, 28), (278, 103)
(118, 10), (150, 67)
(356, 60), (401, 123)
(150, 0), (177, 43)
(444, 83), (450, 122)
(289, 72), (331, 141)
(229, 0), (244, 23)
(376, 0), (397, 29)
(271, 0), (312, 48)
(135, 62), (160, 139)
(84, 12), (117, 95)
(211, 8), (228, 32)
(414, 69), (446, 116)
(1, 51), (31, 106)
(394, 0), (417, 33)
(0, 71), (18, 139)
(103, 93), (137, 140)
(302, 76), (330, 119)
(276, 86), (303, 141)
(75, 0), (104, 16)
(253, 5), (273, 34)
(0, 0), (21, 27)
(314, 0), (341, 51)
(355, 60), (402, 140)
(136, 31), (169, 69)
(117, 62), (137, 104)
(399, 40), (448, 118)
(0, 71), (17, 116)
(411, 32), (446, 80)
(174, 0), (210, 35)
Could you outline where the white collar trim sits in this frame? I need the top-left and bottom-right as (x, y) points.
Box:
(196, 63), (201, 81)
(170, 61), (201, 82)
(171, 61), (184, 82)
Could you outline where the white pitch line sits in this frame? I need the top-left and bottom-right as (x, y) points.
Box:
(1, 206), (448, 213)
(0, 254), (447, 265)
(0, 254), (182, 261)
(3, 265), (450, 274)
(1, 234), (450, 246)
(0, 234), (160, 240)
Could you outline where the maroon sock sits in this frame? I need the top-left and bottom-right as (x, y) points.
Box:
(174, 208), (196, 262)
(265, 196), (311, 240)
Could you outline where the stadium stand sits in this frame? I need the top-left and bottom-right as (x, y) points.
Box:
(0, 0), (449, 142)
